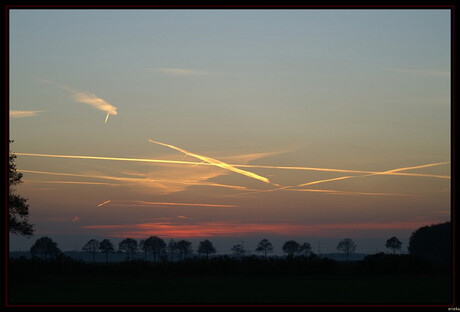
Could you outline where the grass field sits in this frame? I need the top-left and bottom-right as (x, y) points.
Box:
(8, 275), (451, 305)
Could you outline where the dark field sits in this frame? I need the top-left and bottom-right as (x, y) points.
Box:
(8, 275), (451, 305)
(7, 255), (452, 305)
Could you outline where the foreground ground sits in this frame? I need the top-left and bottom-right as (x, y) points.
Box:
(7, 255), (452, 305)
(8, 275), (451, 305)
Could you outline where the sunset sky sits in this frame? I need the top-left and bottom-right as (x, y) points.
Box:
(9, 9), (451, 254)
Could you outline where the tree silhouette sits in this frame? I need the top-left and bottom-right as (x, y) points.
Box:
(255, 239), (273, 259)
(119, 238), (138, 261)
(30, 236), (61, 260)
(176, 240), (192, 261)
(139, 239), (148, 261)
(337, 238), (356, 262)
(198, 239), (216, 259)
(282, 240), (300, 258)
(385, 236), (402, 254)
(168, 239), (177, 262)
(299, 242), (312, 257)
(8, 140), (34, 237)
(408, 222), (451, 263)
(99, 239), (115, 264)
(231, 243), (246, 260)
(144, 236), (166, 262)
(82, 239), (100, 262)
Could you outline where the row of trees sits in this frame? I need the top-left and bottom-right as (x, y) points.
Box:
(30, 235), (404, 263)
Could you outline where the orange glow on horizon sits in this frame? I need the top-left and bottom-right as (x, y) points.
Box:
(81, 220), (442, 239)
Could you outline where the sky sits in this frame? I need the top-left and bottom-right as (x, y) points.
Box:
(8, 9), (451, 255)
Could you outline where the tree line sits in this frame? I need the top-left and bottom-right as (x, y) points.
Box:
(29, 235), (408, 263)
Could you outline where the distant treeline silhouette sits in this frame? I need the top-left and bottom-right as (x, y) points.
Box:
(29, 236), (358, 263)
(24, 221), (451, 265)
(8, 222), (451, 288)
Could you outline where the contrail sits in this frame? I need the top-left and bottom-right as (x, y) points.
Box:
(16, 153), (198, 165)
(21, 169), (251, 191)
(294, 161), (451, 188)
(235, 163), (450, 178)
(297, 176), (355, 187)
(147, 139), (271, 184)
(115, 200), (237, 208)
(383, 162), (450, 173)
(15, 153), (450, 179)
(228, 161), (450, 197)
(288, 161), (450, 189)
(285, 188), (413, 197)
(10, 110), (43, 118)
(24, 179), (114, 186)
(39, 79), (117, 123)
(97, 200), (111, 207)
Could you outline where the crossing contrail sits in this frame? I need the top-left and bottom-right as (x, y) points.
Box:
(226, 161), (450, 197)
(15, 153), (450, 179)
(147, 139), (272, 184)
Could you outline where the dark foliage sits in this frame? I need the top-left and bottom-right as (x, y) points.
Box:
(176, 240), (193, 260)
(30, 237), (61, 260)
(385, 236), (402, 254)
(336, 238), (356, 262)
(282, 240), (300, 258)
(99, 239), (115, 264)
(118, 238), (138, 261)
(408, 222), (451, 264)
(197, 239), (216, 258)
(82, 239), (99, 262)
(255, 238), (273, 258)
(142, 236), (166, 262)
(8, 140), (34, 236)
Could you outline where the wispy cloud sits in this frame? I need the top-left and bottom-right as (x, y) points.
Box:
(150, 68), (212, 76)
(10, 110), (43, 118)
(148, 139), (272, 184)
(73, 91), (118, 123)
(39, 79), (117, 123)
